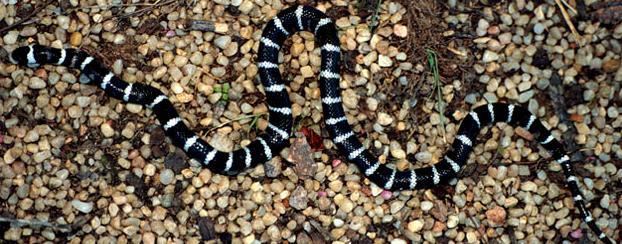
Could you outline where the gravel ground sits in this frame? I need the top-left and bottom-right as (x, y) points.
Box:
(0, 0), (621, 243)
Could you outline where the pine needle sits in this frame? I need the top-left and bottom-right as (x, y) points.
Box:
(555, 0), (582, 46)
(425, 48), (447, 143)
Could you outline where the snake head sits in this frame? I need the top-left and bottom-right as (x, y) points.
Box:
(7, 45), (31, 66)
(0, 47), (9, 63)
(6, 45), (45, 68)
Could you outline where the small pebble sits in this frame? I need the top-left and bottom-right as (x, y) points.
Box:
(71, 200), (94, 213)
(289, 186), (308, 210)
(421, 201), (433, 211)
(380, 190), (392, 199)
(159, 169), (175, 185)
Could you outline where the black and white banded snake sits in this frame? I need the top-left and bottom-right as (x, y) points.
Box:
(2, 5), (615, 243)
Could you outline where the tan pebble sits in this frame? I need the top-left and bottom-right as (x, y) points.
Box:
(515, 127), (533, 141)
(377, 112), (394, 126)
(176, 93), (193, 103)
(208, 93), (222, 104)
(298, 66), (313, 78)
(153, 67), (167, 80)
(70, 32), (83, 46)
(34, 69), (48, 80)
(602, 59), (620, 73)
(262, 213), (277, 225)
(407, 220), (424, 233)
(486, 206), (507, 225)
(121, 122), (135, 139)
(487, 26), (500, 35)
(390, 200), (404, 214)
(3, 148), (18, 164)
(370, 184), (383, 196)
(390, 238), (407, 244)
(239, 26), (253, 39)
(238, 0), (254, 14)
(393, 24), (408, 37)
(421, 201), (433, 211)
(447, 215), (459, 228)
(328, 180), (343, 192)
(28, 77), (46, 89)
(432, 221), (446, 232)
(242, 234), (256, 244)
(152, 206), (167, 220)
(3, 228), (21, 240)
(341, 89), (358, 109)
(112, 195), (127, 205)
(389, 141), (406, 159)
(214, 23), (228, 33)
(223, 42), (238, 56)
(520, 181), (538, 192)
(339, 198), (354, 212)
(173, 56), (188, 67)
(466, 231), (478, 243)
(144, 164), (156, 176)
(101, 123), (114, 137)
(137, 44), (149, 56)
(378, 55), (393, 67)
(330, 228), (345, 239)
(335, 18), (350, 28)
(126, 104), (142, 113)
(240, 40), (253, 54)
(117, 158), (130, 169)
(240, 103), (253, 114)
(131, 156), (145, 168)
(142, 232), (155, 244)
(291, 43), (305, 56)
(575, 123), (590, 135)
(366, 97), (378, 111)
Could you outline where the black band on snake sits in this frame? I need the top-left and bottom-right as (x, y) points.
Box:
(4, 5), (613, 243)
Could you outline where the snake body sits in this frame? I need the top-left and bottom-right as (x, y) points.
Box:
(5, 5), (613, 243)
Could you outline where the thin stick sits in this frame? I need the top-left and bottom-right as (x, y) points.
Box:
(0, 216), (71, 231)
(554, 0), (582, 46)
(206, 113), (267, 134)
(76, 2), (166, 10)
(560, 0), (578, 15)
(120, 0), (176, 18)
(425, 48), (447, 143)
(0, 0), (53, 35)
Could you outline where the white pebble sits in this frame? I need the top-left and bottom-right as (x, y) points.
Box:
(160, 169), (175, 185)
(482, 50), (499, 63)
(407, 220), (424, 233)
(378, 55), (393, 67)
(415, 151), (432, 163)
(421, 201), (433, 211)
(214, 36), (232, 49)
(377, 112), (394, 126)
(71, 200), (94, 213)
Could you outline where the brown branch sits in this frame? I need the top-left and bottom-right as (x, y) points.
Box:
(119, 0), (177, 19)
(0, 0), (53, 35)
(0, 216), (71, 231)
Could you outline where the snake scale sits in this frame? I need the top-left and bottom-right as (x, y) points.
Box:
(3, 5), (614, 243)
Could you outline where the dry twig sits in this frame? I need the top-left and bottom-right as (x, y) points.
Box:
(0, 216), (71, 231)
(0, 0), (54, 35)
(120, 0), (177, 18)
(555, 0), (582, 46)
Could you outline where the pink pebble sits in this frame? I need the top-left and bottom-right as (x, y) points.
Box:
(0, 135), (3, 144)
(165, 30), (175, 37)
(317, 191), (327, 197)
(570, 229), (583, 239)
(381, 190), (392, 199)
(331, 159), (342, 167)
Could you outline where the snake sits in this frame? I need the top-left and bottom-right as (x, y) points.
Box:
(3, 5), (614, 243)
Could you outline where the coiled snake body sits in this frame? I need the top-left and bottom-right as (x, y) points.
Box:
(4, 5), (613, 243)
